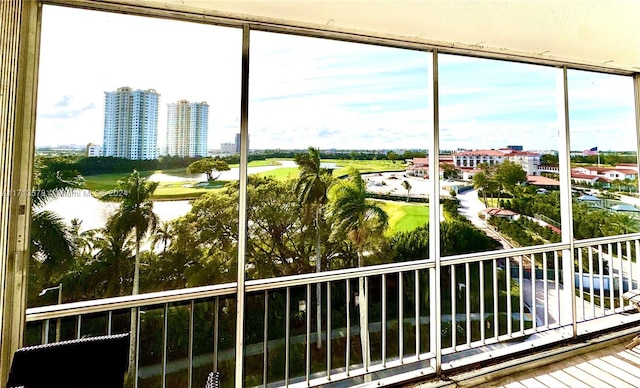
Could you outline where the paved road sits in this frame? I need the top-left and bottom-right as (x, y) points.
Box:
(457, 189), (514, 250)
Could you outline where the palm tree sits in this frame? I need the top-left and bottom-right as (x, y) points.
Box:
(29, 163), (85, 302)
(329, 168), (388, 368)
(611, 212), (639, 235)
(402, 180), (412, 202)
(91, 229), (134, 298)
(103, 170), (158, 381)
(151, 221), (173, 254)
(294, 147), (333, 348)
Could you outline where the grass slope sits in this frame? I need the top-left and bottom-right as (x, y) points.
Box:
(377, 200), (429, 236)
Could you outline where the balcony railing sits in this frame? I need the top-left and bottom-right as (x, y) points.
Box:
(24, 234), (640, 387)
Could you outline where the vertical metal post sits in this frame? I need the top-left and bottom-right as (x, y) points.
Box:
(428, 48), (442, 374)
(285, 288), (290, 386)
(213, 297), (219, 373)
(76, 315), (82, 340)
(43, 320), (50, 344)
(364, 276), (369, 372)
(263, 291), (268, 387)
(162, 304), (168, 388)
(326, 282), (332, 380)
(543, 252), (549, 327)
(188, 300), (194, 388)
(306, 284), (311, 385)
(589, 248), (595, 317)
(557, 66), (576, 333)
(465, 263), (471, 346)
(399, 272), (404, 363)
(618, 242), (624, 309)
(57, 284), (62, 342)
(345, 279), (350, 375)
(381, 274), (387, 366)
(493, 259), (498, 338)
(506, 257), (512, 335)
(235, 24), (251, 387)
(450, 266), (456, 349)
(107, 311), (113, 335)
(598, 245), (605, 315)
(479, 261), (485, 343)
(608, 243), (615, 310)
(0, 1), (41, 385)
(135, 308), (141, 388)
(577, 249), (584, 320)
(518, 256), (524, 334)
(532, 255), (537, 331)
(415, 270), (420, 357)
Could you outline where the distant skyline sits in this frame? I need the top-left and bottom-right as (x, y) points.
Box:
(36, 5), (637, 153)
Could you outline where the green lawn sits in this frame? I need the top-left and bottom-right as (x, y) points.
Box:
(377, 200), (429, 236)
(83, 171), (155, 191)
(82, 159), (408, 200)
(326, 159), (406, 177)
(253, 167), (299, 180)
(151, 181), (227, 200)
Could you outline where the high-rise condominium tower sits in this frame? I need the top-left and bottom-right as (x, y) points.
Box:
(103, 87), (159, 160)
(166, 100), (209, 157)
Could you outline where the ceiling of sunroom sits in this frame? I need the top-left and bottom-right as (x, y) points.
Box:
(109, 0), (640, 71)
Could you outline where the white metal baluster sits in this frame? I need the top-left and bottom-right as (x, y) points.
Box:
(415, 270), (420, 357)
(554, 251), (560, 324)
(346, 280), (351, 375)
(76, 315), (82, 339)
(543, 252), (549, 328)
(578, 248), (584, 321)
(480, 260), (486, 343)
(263, 291), (268, 387)
(493, 259), (499, 339)
(518, 256), (524, 334)
(599, 244), (605, 316)
(507, 257), (512, 335)
(162, 304), (168, 388)
(399, 272), (404, 363)
(382, 274), (387, 367)
(589, 247), (595, 318)
(306, 284), (311, 385)
(618, 242), (624, 310)
(608, 243), (615, 312)
(326, 282), (331, 381)
(532, 254), (537, 331)
(213, 297), (219, 373)
(189, 300), (194, 388)
(285, 288), (290, 386)
(451, 265), (456, 349)
(364, 276), (370, 372)
(43, 320), (50, 344)
(465, 263), (471, 346)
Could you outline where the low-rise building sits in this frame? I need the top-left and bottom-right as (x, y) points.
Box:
(86, 143), (101, 157)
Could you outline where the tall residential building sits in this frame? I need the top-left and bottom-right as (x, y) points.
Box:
(166, 100), (209, 157)
(103, 87), (159, 160)
(235, 132), (249, 153)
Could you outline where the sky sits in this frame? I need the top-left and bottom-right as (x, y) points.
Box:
(36, 5), (638, 153)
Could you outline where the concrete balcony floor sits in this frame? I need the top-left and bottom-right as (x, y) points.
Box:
(412, 327), (640, 388)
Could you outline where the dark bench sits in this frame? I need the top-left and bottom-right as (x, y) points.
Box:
(6, 333), (130, 388)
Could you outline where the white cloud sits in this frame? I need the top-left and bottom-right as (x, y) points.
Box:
(35, 5), (637, 154)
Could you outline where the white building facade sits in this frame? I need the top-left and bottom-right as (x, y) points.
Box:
(166, 100), (209, 158)
(452, 149), (541, 176)
(103, 87), (159, 160)
(85, 143), (101, 157)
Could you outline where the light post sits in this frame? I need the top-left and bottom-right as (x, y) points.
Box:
(39, 283), (62, 342)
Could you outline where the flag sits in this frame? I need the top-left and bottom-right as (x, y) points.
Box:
(583, 147), (598, 156)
